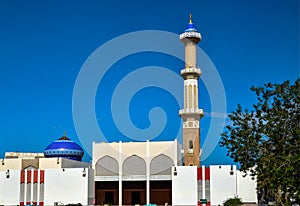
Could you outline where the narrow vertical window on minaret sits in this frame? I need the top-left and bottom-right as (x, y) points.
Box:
(189, 140), (193, 150)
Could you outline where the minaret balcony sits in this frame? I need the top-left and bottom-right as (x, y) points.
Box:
(179, 108), (204, 119)
(180, 31), (201, 40)
(181, 67), (201, 78)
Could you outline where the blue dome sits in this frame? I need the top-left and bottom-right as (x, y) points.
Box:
(184, 14), (197, 32)
(44, 134), (84, 161)
(185, 22), (197, 32)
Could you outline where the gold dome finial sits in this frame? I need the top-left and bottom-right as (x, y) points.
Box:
(63, 131), (66, 137)
(189, 13), (193, 23)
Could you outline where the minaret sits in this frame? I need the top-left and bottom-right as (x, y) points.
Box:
(179, 14), (204, 167)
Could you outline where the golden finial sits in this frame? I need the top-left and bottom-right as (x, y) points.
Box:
(63, 131), (66, 137)
(189, 13), (193, 23)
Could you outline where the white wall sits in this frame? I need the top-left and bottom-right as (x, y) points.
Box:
(237, 170), (257, 203)
(209, 165), (257, 205)
(210, 165), (237, 205)
(93, 140), (181, 171)
(0, 169), (20, 205)
(172, 166), (197, 206)
(39, 157), (90, 169)
(0, 158), (22, 171)
(39, 158), (62, 169)
(44, 168), (93, 205)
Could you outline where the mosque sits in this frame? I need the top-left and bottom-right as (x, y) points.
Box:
(0, 16), (257, 206)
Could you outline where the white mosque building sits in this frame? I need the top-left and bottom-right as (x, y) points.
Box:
(0, 16), (257, 206)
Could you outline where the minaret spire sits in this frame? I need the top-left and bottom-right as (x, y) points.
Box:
(179, 15), (204, 167)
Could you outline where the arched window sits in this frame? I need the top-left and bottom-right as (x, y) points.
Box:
(95, 155), (119, 176)
(122, 155), (146, 176)
(150, 154), (173, 175)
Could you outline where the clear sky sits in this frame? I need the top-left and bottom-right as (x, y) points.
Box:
(0, 0), (299, 165)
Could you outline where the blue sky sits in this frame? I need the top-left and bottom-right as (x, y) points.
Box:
(0, 0), (299, 165)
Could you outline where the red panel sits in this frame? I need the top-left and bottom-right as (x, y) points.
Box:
(40, 170), (45, 183)
(34, 170), (38, 183)
(20, 202), (24, 206)
(20, 171), (25, 183)
(197, 167), (202, 180)
(26, 202), (30, 205)
(205, 167), (210, 180)
(40, 202), (44, 206)
(27, 170), (32, 183)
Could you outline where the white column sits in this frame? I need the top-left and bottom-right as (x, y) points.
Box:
(37, 169), (40, 205)
(30, 169), (34, 204)
(202, 165), (205, 200)
(119, 141), (122, 206)
(146, 140), (150, 205)
(24, 169), (27, 204)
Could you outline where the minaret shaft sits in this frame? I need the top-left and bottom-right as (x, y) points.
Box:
(179, 16), (204, 167)
(185, 42), (197, 68)
(184, 79), (199, 110)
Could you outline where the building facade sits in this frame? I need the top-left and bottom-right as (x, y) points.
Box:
(0, 134), (94, 206)
(0, 167), (94, 205)
(93, 140), (181, 205)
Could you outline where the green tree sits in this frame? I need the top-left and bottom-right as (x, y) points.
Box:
(220, 79), (300, 206)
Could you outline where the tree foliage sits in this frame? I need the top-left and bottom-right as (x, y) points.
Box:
(220, 79), (300, 205)
(223, 196), (243, 206)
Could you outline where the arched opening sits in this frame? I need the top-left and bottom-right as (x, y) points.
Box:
(122, 155), (146, 205)
(150, 154), (173, 205)
(95, 156), (119, 206)
(122, 155), (146, 176)
(150, 154), (173, 175)
(95, 155), (119, 176)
